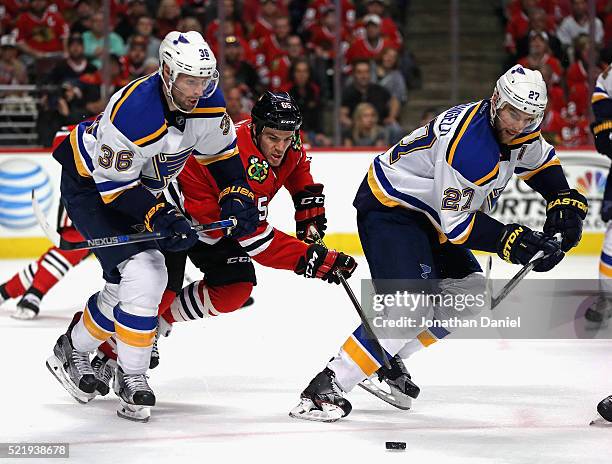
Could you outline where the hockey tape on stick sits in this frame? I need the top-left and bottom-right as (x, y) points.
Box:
(32, 191), (236, 250)
(308, 226), (392, 370)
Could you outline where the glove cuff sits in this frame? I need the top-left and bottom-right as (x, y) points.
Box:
(546, 189), (588, 220)
(497, 223), (529, 264)
(144, 202), (169, 232)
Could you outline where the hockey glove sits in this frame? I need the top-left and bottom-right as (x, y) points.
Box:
(293, 183), (327, 243)
(294, 243), (357, 284)
(497, 223), (563, 272)
(144, 203), (198, 252)
(543, 189), (588, 252)
(591, 121), (612, 159)
(218, 185), (259, 239)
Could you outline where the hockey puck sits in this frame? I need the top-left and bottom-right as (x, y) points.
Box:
(385, 441), (406, 450)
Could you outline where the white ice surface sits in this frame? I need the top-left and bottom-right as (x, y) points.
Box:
(0, 255), (611, 463)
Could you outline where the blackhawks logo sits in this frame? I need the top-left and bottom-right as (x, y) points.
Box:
(247, 156), (269, 183)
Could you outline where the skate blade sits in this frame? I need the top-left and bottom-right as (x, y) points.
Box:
(46, 356), (95, 404)
(117, 400), (151, 423)
(589, 416), (612, 427)
(289, 398), (344, 423)
(11, 307), (37, 320)
(358, 377), (412, 410)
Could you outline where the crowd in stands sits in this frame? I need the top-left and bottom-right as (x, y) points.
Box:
(502, 0), (612, 147)
(0, 0), (417, 147)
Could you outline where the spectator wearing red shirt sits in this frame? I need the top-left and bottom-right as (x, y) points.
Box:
(205, 0), (246, 48)
(15, 0), (69, 59)
(248, 0), (280, 51)
(307, 6), (350, 61)
(542, 101), (590, 146)
(518, 32), (563, 83)
(269, 35), (305, 91)
(301, 0), (355, 35)
(257, 15), (292, 69)
(155, 0), (182, 40)
(121, 35), (148, 80)
(539, 62), (566, 113)
(505, 0), (540, 55)
(345, 14), (399, 65)
(115, 0), (150, 42)
(353, 0), (403, 50)
(515, 8), (564, 61)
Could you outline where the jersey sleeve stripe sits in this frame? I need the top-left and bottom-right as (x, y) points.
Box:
(517, 157), (561, 180)
(110, 75), (151, 123)
(70, 125), (93, 177)
(133, 123), (168, 147)
(96, 178), (140, 193)
(100, 184), (139, 204)
(446, 102), (482, 166)
(367, 162), (402, 208)
(592, 93), (610, 103)
(508, 130), (540, 146)
(473, 163), (499, 186)
(194, 147), (239, 165)
(372, 157), (442, 224)
(601, 251), (612, 267)
(447, 213), (476, 244)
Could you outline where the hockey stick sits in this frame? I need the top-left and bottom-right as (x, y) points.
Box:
(32, 191), (236, 251)
(489, 233), (562, 310)
(308, 226), (391, 370)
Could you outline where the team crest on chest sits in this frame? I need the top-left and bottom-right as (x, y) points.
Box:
(247, 156), (269, 183)
(141, 146), (193, 191)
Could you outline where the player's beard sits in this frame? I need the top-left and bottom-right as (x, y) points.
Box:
(170, 84), (200, 113)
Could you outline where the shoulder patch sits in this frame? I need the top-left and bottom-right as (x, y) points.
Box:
(445, 101), (500, 186)
(110, 74), (167, 147)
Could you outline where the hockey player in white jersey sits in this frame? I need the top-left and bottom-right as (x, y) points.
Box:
(587, 65), (612, 329)
(290, 64), (588, 422)
(45, 31), (258, 422)
(588, 65), (612, 427)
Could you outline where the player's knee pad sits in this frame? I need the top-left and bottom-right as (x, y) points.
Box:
(117, 249), (168, 312)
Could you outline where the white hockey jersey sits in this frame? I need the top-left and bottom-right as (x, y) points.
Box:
(61, 72), (237, 204)
(356, 99), (560, 244)
(592, 64), (612, 121)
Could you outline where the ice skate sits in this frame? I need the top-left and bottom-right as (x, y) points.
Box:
(590, 395), (612, 427)
(289, 367), (352, 422)
(12, 290), (42, 320)
(584, 295), (612, 330)
(46, 313), (97, 404)
(91, 354), (116, 397)
(358, 355), (420, 410)
(113, 366), (156, 423)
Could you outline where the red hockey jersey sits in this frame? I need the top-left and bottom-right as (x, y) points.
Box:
(176, 119), (316, 271)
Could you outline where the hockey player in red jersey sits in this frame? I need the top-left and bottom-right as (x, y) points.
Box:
(92, 91), (357, 382)
(0, 204), (90, 319)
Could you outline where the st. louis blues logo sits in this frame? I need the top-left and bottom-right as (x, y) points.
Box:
(141, 146), (193, 191)
(420, 263), (432, 279)
(246, 156), (269, 183)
